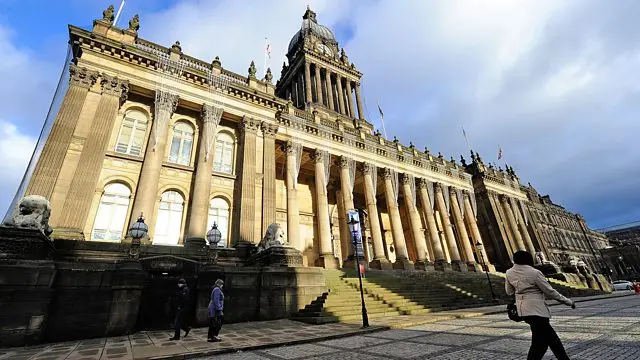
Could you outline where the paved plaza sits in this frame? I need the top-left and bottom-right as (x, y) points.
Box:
(199, 295), (640, 360)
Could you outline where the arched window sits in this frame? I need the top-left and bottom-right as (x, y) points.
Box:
(154, 190), (184, 245)
(168, 122), (194, 165)
(115, 110), (148, 156)
(213, 132), (235, 174)
(207, 197), (230, 247)
(92, 183), (131, 241)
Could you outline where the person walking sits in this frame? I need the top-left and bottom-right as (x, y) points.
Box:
(506, 251), (575, 360)
(208, 279), (225, 342)
(169, 278), (191, 341)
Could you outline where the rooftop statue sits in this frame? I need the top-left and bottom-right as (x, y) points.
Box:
(3, 195), (53, 236)
(248, 61), (257, 79)
(128, 14), (140, 32)
(103, 5), (115, 24)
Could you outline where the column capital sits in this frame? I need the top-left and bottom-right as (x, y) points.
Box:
(417, 178), (428, 189)
(281, 140), (297, 154)
(400, 173), (412, 185)
(359, 162), (376, 174)
(499, 194), (509, 203)
(100, 73), (129, 103)
(201, 104), (223, 124)
(240, 116), (261, 134)
(462, 189), (471, 198)
(336, 155), (351, 169)
(449, 186), (458, 195)
(261, 122), (279, 137)
(434, 182), (443, 192)
(69, 64), (98, 89)
(382, 167), (394, 180)
(311, 148), (328, 163)
(155, 90), (180, 114)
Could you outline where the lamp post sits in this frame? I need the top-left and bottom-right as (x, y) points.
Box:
(347, 214), (369, 328)
(206, 223), (222, 263)
(127, 213), (148, 259)
(475, 241), (496, 301)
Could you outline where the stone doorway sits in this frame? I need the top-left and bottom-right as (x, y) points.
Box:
(136, 255), (200, 330)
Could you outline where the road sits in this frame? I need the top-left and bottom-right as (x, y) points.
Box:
(198, 295), (640, 359)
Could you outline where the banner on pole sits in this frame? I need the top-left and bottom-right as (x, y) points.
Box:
(347, 209), (365, 258)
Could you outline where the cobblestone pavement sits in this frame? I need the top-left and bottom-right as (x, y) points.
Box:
(198, 296), (640, 360)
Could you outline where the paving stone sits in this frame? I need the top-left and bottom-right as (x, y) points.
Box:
(260, 343), (338, 359)
(362, 341), (450, 358)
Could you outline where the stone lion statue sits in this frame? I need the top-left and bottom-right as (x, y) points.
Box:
(257, 223), (287, 252)
(3, 195), (53, 236)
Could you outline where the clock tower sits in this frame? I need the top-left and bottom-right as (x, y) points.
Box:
(277, 6), (372, 131)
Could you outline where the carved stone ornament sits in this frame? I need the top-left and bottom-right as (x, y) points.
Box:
(102, 4), (115, 23)
(257, 223), (287, 252)
(248, 61), (257, 79)
(337, 156), (351, 169)
(69, 64), (99, 89)
(100, 73), (129, 104)
(239, 116), (260, 134)
(261, 122), (278, 137)
(264, 67), (273, 83)
(360, 162), (375, 174)
(3, 195), (53, 236)
(434, 182), (443, 192)
(171, 41), (182, 54)
(400, 173), (412, 185)
(281, 140), (296, 154)
(311, 148), (326, 163)
(382, 167), (394, 180)
(418, 178), (428, 189)
(128, 14), (140, 32)
(212, 56), (222, 68)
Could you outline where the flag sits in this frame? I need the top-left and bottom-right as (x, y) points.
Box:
(462, 127), (467, 139)
(265, 38), (271, 59)
(377, 101), (384, 118)
(498, 145), (503, 160)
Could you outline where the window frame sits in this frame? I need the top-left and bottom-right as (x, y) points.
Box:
(115, 110), (148, 156)
(91, 182), (132, 242)
(168, 122), (195, 166)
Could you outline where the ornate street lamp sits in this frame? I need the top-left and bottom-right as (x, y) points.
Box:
(475, 241), (496, 301)
(127, 213), (148, 259)
(347, 215), (369, 328)
(206, 222), (222, 263)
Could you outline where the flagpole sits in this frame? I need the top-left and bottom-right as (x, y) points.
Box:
(113, 0), (126, 27)
(462, 126), (472, 152)
(263, 37), (269, 79)
(377, 100), (388, 138)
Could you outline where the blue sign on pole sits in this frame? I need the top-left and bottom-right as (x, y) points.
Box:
(347, 209), (365, 258)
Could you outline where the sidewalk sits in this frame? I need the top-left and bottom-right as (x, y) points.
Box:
(0, 291), (634, 360)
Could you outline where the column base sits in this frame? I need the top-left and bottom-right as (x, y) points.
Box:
(50, 228), (85, 241)
(450, 260), (468, 272)
(342, 256), (365, 270)
(315, 254), (339, 269)
(483, 263), (496, 273)
(433, 259), (451, 272)
(414, 260), (435, 271)
(184, 236), (207, 250)
(392, 258), (415, 270)
(369, 258), (393, 270)
(466, 262), (482, 272)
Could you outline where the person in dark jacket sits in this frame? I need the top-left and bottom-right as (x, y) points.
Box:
(506, 251), (575, 360)
(169, 278), (191, 341)
(207, 279), (224, 342)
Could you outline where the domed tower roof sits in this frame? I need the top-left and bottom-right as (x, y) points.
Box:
(287, 6), (337, 55)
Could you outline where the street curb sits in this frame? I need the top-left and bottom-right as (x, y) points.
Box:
(148, 325), (389, 360)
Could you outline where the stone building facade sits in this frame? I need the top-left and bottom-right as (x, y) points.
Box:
(13, 7), (606, 275)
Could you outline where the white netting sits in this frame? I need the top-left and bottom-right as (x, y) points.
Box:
(293, 142), (303, 189)
(390, 169), (399, 205)
(153, 53), (184, 151)
(509, 197), (521, 224)
(322, 150), (331, 188)
(408, 174), (416, 206)
(346, 157), (356, 193)
(442, 184), (450, 212)
(370, 163), (377, 196)
(202, 104), (223, 161)
(471, 192), (478, 216)
(520, 199), (529, 225)
(456, 188), (464, 217)
(427, 181), (435, 210)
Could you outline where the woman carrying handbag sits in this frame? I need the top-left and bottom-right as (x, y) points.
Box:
(505, 251), (576, 360)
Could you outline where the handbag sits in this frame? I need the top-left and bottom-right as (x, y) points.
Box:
(507, 298), (522, 322)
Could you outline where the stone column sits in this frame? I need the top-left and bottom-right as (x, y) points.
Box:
(514, 200), (536, 254)
(326, 72), (335, 111)
(335, 186), (350, 266)
(434, 183), (465, 271)
(383, 168), (414, 269)
(314, 65), (324, 106)
(463, 191), (494, 272)
(450, 188), (478, 271)
(58, 74), (129, 232)
(312, 149), (337, 268)
(337, 156), (355, 262)
(417, 179), (448, 270)
(336, 76), (345, 115)
(185, 104), (223, 245)
(355, 83), (364, 120)
(130, 91), (179, 234)
(235, 117), (260, 245)
(304, 63), (312, 105)
(401, 174), (432, 270)
(345, 80), (355, 118)
(283, 141), (301, 251)
(500, 195), (526, 251)
(261, 123), (278, 235)
(360, 163), (391, 269)
(27, 65), (98, 199)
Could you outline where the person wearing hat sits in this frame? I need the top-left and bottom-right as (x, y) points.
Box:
(169, 278), (191, 341)
(208, 279), (225, 342)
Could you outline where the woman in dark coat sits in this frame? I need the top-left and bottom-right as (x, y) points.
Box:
(208, 279), (224, 342)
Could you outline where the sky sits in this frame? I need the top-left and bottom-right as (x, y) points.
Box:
(0, 0), (638, 230)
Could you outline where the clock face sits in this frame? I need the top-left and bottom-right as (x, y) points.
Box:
(316, 43), (333, 57)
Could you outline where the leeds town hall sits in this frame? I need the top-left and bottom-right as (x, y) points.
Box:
(0, 6), (613, 346)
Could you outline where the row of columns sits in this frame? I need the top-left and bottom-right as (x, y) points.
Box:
(295, 62), (364, 120)
(497, 194), (536, 256)
(281, 147), (493, 271)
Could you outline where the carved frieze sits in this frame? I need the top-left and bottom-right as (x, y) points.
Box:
(261, 122), (279, 137)
(69, 64), (98, 89)
(336, 155), (351, 169)
(100, 73), (129, 105)
(240, 116), (261, 134)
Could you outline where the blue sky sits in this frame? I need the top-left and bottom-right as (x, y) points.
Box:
(0, 0), (638, 230)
